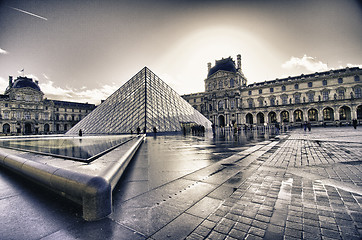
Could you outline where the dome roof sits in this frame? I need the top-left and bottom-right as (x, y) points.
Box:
(12, 77), (41, 91)
(208, 57), (237, 77)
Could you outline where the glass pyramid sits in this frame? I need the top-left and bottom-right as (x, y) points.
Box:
(66, 67), (211, 135)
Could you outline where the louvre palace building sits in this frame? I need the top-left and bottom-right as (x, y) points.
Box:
(0, 76), (95, 135)
(182, 54), (362, 128)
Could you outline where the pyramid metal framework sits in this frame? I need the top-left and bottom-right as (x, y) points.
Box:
(66, 67), (211, 135)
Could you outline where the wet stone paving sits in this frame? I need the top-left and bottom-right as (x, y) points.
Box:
(186, 128), (362, 240)
(0, 127), (361, 240)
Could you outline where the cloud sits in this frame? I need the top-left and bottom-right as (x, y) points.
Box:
(0, 48), (8, 55)
(346, 63), (362, 69)
(0, 77), (8, 91)
(39, 80), (118, 105)
(282, 54), (329, 73)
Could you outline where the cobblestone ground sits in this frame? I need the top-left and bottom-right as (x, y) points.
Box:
(186, 128), (362, 240)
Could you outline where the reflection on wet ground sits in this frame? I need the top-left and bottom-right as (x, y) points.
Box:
(114, 129), (277, 202)
(0, 135), (133, 161)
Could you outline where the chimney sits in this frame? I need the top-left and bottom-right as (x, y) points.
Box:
(237, 54), (241, 70)
(9, 76), (13, 87)
(207, 62), (211, 72)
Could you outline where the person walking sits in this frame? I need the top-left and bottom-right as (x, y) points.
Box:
(352, 119), (357, 129)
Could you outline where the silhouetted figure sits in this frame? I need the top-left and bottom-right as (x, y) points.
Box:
(137, 127), (140, 134)
(307, 122), (311, 131)
(78, 129), (83, 137)
(275, 122), (280, 135)
(153, 126), (157, 134)
(352, 119), (357, 129)
(303, 122), (307, 132)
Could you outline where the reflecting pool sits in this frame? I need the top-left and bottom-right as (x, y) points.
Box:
(0, 135), (134, 162)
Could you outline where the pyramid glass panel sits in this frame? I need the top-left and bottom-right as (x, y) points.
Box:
(66, 67), (211, 135)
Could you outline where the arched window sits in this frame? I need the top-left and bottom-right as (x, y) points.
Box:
(323, 108), (334, 121)
(44, 124), (50, 133)
(294, 110), (303, 122)
(246, 113), (253, 124)
(257, 112), (265, 124)
(3, 123), (10, 133)
(308, 109), (318, 121)
(322, 79), (328, 86)
(339, 106), (351, 121)
(308, 82), (313, 87)
(268, 112), (277, 123)
(294, 84), (299, 89)
(281, 111), (289, 122)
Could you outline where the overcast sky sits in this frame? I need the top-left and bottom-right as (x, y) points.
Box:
(0, 0), (361, 104)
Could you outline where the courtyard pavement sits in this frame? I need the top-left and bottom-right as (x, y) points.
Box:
(0, 127), (361, 240)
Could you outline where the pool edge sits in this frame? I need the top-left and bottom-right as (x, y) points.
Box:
(0, 134), (146, 221)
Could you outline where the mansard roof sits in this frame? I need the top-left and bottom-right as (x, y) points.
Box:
(12, 77), (41, 91)
(208, 57), (237, 77)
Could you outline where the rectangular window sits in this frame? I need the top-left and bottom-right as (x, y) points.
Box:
(270, 88), (274, 93)
(270, 98), (275, 106)
(338, 90), (344, 100)
(295, 95), (300, 104)
(282, 96), (288, 105)
(355, 88), (361, 98)
(323, 92), (329, 101)
(230, 99), (235, 109)
(24, 112), (31, 120)
(308, 93), (314, 102)
(259, 99), (263, 107)
(248, 100), (253, 108)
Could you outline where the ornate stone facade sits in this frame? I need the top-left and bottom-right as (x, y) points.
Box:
(0, 76), (95, 135)
(182, 55), (362, 128)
